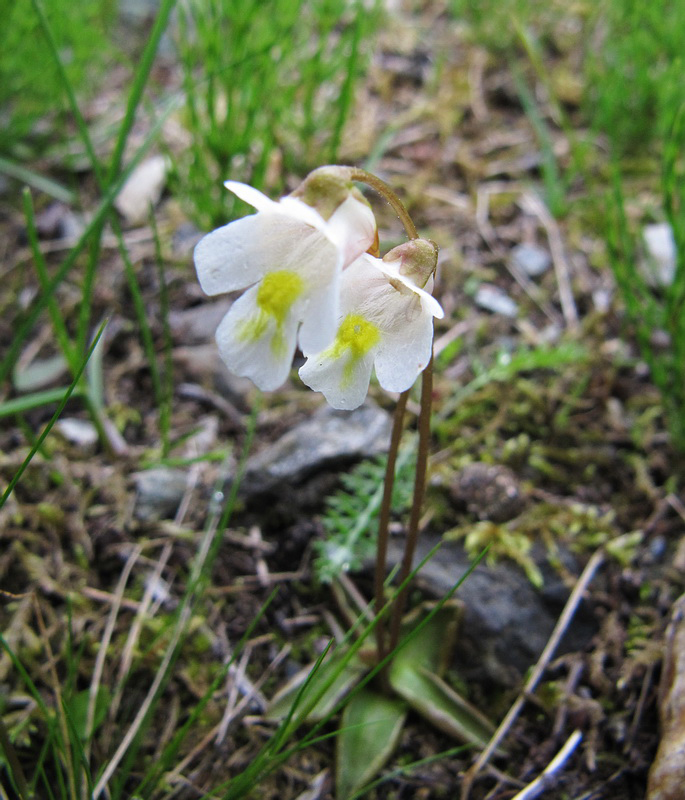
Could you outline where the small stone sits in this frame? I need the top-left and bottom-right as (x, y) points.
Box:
(237, 401), (392, 496)
(115, 155), (168, 225)
(642, 223), (676, 287)
(56, 418), (99, 452)
(450, 462), (526, 523)
(36, 202), (70, 239)
(475, 284), (519, 317)
(133, 467), (189, 521)
(511, 243), (552, 277)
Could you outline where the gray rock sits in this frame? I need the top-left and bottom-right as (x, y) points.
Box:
(511, 243), (551, 277)
(36, 202), (81, 240)
(172, 222), (203, 259)
(238, 401), (392, 496)
(475, 284), (519, 317)
(386, 533), (596, 685)
(133, 467), (189, 521)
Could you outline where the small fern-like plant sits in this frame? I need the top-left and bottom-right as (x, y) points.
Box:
(315, 447), (416, 583)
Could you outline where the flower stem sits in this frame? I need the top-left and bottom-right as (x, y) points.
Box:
(347, 168), (419, 240)
(388, 354), (434, 652)
(343, 165), (434, 670)
(374, 388), (409, 681)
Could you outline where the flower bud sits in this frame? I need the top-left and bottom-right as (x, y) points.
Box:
(289, 166), (365, 220)
(382, 239), (438, 289)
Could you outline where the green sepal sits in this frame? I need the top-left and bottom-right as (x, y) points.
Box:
(336, 688), (407, 800)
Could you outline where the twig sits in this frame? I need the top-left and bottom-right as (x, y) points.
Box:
(510, 729), (583, 800)
(475, 183), (562, 326)
(469, 48), (489, 122)
(461, 549), (605, 800)
(92, 507), (223, 799)
(107, 542), (173, 728)
(519, 191), (579, 330)
(83, 543), (143, 797)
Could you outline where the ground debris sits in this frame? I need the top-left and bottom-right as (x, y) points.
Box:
(647, 593), (685, 800)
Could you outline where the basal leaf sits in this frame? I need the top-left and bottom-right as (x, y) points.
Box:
(336, 688), (407, 800)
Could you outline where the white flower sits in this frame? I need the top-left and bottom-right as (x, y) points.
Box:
(299, 239), (444, 410)
(194, 170), (377, 391)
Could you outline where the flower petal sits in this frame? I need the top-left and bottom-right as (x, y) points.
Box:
(373, 303), (435, 393)
(227, 180), (333, 233)
(224, 180), (282, 214)
(325, 194), (378, 268)
(215, 285), (301, 391)
(299, 346), (375, 410)
(194, 213), (312, 296)
(374, 259), (444, 319)
(297, 273), (341, 353)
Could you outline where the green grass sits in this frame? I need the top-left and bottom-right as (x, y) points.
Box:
(584, 0), (685, 156)
(173, 0), (382, 228)
(606, 115), (685, 450)
(0, 0), (118, 159)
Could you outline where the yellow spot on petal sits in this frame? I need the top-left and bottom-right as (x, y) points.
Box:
(329, 313), (380, 385)
(257, 270), (305, 326)
(333, 314), (380, 357)
(237, 270), (305, 354)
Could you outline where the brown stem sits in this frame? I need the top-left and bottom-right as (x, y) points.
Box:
(388, 354), (434, 652)
(374, 389), (409, 683)
(347, 168), (419, 240)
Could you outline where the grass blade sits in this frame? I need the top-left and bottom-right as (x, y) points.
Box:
(0, 319), (107, 511)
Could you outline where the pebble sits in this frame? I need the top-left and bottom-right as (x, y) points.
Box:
(511, 243), (551, 277)
(114, 155), (169, 225)
(475, 284), (519, 317)
(55, 418), (99, 453)
(132, 467), (189, 521)
(385, 533), (596, 683)
(642, 223), (676, 287)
